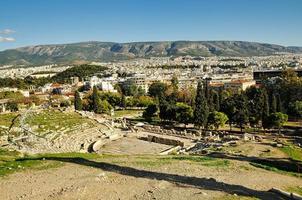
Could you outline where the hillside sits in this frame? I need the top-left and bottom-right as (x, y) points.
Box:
(1, 41), (302, 65)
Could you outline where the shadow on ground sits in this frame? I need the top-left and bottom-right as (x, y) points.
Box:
(17, 156), (289, 200)
(209, 152), (302, 174)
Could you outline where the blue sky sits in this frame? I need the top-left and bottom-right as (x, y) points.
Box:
(0, 0), (302, 50)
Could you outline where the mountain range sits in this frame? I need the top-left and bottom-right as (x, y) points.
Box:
(1, 41), (302, 66)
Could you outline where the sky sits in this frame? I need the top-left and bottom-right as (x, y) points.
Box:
(0, 0), (302, 50)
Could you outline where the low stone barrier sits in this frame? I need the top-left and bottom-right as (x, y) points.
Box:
(147, 135), (184, 147)
(142, 125), (201, 139)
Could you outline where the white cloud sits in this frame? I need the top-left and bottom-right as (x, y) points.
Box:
(0, 29), (16, 34)
(0, 37), (16, 42)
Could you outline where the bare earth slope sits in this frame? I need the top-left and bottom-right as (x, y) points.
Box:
(1, 154), (301, 200)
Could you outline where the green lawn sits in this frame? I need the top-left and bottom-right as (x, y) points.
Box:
(280, 145), (302, 161)
(286, 186), (302, 196)
(284, 121), (302, 128)
(0, 149), (105, 177)
(113, 109), (142, 118)
(0, 113), (18, 127)
(161, 155), (230, 167)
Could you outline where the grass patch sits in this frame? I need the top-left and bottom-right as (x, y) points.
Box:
(162, 155), (230, 167)
(0, 148), (65, 177)
(286, 186), (302, 196)
(284, 121), (302, 128)
(113, 109), (142, 118)
(0, 113), (18, 127)
(280, 145), (302, 161)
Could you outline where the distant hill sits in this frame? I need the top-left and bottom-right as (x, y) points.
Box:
(0, 41), (302, 66)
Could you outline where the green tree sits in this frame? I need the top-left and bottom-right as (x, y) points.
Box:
(207, 89), (215, 112)
(221, 96), (236, 131)
(143, 103), (158, 121)
(262, 89), (270, 129)
(270, 94), (277, 113)
(6, 101), (18, 112)
(171, 75), (179, 91)
(213, 91), (220, 111)
(148, 82), (167, 100)
(269, 112), (288, 134)
(207, 111), (228, 130)
(233, 94), (249, 133)
(74, 90), (82, 111)
(288, 101), (302, 119)
(159, 100), (177, 121)
(245, 87), (265, 127)
(92, 86), (100, 113)
(120, 80), (138, 96)
(120, 94), (126, 109)
(97, 99), (113, 114)
(175, 102), (193, 126)
(137, 86), (145, 97)
(194, 82), (209, 129)
(276, 94), (283, 112)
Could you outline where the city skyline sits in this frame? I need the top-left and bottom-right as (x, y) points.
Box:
(0, 0), (302, 50)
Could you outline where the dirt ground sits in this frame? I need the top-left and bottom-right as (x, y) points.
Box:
(99, 137), (173, 155)
(1, 138), (301, 200)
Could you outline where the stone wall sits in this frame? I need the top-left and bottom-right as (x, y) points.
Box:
(147, 135), (184, 147)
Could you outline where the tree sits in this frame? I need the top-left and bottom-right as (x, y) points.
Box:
(213, 91), (220, 111)
(92, 86), (100, 113)
(269, 112), (288, 134)
(137, 86), (145, 97)
(270, 94), (277, 113)
(207, 111), (228, 130)
(175, 102), (193, 126)
(245, 87), (265, 127)
(233, 94), (249, 133)
(120, 94), (126, 109)
(137, 96), (154, 107)
(99, 92), (121, 107)
(97, 99), (113, 114)
(120, 80), (138, 96)
(193, 82), (209, 128)
(74, 90), (82, 111)
(6, 101), (18, 112)
(221, 96), (236, 131)
(207, 89), (215, 112)
(171, 75), (179, 91)
(148, 82), (167, 99)
(288, 101), (302, 119)
(262, 89), (270, 129)
(143, 103), (158, 121)
(276, 94), (283, 112)
(159, 100), (177, 122)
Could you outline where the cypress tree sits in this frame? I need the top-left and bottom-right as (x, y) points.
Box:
(207, 89), (214, 112)
(121, 94), (126, 109)
(74, 90), (82, 111)
(213, 91), (220, 111)
(194, 82), (209, 129)
(276, 94), (283, 112)
(271, 94), (277, 113)
(233, 94), (249, 133)
(92, 86), (99, 113)
(262, 89), (270, 129)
